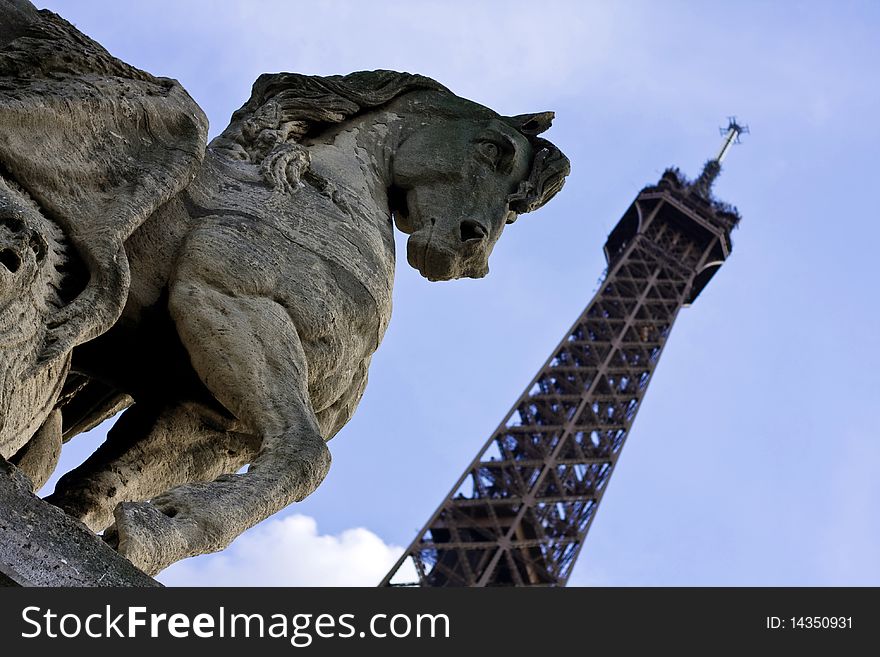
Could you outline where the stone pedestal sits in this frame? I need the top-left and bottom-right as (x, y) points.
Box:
(0, 458), (159, 587)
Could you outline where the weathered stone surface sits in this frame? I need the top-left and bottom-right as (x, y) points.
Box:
(9, 409), (61, 491)
(0, 0), (570, 579)
(0, 458), (158, 586)
(0, 0), (207, 460)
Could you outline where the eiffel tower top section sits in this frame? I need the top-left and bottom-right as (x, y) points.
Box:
(605, 118), (745, 305)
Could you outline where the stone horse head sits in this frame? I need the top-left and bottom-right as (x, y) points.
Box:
(389, 95), (568, 281)
(210, 70), (570, 282)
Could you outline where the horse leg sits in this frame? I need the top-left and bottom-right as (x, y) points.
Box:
(107, 274), (330, 576)
(46, 400), (260, 532)
(10, 409), (62, 491)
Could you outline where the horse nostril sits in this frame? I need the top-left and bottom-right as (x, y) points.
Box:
(460, 220), (488, 243)
(0, 248), (21, 273)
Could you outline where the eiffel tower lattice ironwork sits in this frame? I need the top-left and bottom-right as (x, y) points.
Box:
(381, 120), (746, 587)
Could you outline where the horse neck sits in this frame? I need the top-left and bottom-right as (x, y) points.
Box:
(304, 110), (398, 217)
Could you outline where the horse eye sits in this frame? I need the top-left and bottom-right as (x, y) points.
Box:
(478, 141), (500, 164)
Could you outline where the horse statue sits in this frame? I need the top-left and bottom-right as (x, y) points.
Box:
(0, 1), (569, 576)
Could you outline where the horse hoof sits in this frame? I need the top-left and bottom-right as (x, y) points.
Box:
(109, 500), (196, 576)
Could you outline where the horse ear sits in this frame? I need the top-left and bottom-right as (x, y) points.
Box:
(506, 111), (555, 136)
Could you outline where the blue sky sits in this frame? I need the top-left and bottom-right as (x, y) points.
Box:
(37, 0), (880, 586)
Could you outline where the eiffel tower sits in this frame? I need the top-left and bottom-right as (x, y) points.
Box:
(381, 120), (747, 587)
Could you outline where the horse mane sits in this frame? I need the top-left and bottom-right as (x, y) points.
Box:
(212, 69), (569, 215)
(211, 70), (447, 186)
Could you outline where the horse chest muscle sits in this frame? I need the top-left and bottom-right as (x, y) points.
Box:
(184, 155), (396, 415)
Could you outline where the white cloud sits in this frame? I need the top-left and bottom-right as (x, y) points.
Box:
(158, 514), (405, 587)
